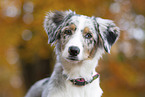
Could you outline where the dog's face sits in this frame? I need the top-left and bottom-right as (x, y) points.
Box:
(60, 15), (98, 61)
(44, 10), (120, 62)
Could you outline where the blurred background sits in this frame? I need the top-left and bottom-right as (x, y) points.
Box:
(0, 0), (145, 97)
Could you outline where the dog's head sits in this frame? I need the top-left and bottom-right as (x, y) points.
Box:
(44, 10), (119, 62)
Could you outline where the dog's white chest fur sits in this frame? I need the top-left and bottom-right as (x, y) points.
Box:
(42, 78), (103, 97)
(25, 10), (119, 97)
(52, 79), (102, 97)
(41, 61), (103, 97)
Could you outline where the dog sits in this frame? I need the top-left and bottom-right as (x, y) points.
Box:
(25, 10), (120, 97)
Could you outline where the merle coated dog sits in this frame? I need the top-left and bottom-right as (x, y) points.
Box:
(25, 10), (120, 97)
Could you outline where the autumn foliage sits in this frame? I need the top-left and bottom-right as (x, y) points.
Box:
(0, 0), (145, 97)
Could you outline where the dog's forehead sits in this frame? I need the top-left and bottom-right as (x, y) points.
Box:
(70, 15), (94, 27)
(69, 15), (97, 37)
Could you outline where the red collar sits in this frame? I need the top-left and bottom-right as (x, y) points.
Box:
(63, 73), (99, 86)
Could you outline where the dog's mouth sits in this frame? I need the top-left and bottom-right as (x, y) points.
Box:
(66, 56), (79, 61)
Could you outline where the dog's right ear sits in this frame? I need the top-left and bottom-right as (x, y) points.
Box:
(44, 10), (75, 44)
(94, 17), (120, 53)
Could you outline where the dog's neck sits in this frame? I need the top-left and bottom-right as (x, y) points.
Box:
(61, 59), (97, 81)
(55, 43), (104, 81)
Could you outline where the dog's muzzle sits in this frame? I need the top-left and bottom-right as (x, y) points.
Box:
(68, 46), (80, 60)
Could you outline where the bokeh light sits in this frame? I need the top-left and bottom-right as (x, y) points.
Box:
(0, 0), (145, 97)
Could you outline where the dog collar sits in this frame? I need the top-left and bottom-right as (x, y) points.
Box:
(63, 73), (99, 86)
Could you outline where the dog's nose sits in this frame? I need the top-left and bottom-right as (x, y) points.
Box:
(68, 46), (80, 56)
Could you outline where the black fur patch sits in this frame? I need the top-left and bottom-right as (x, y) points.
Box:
(106, 27), (118, 45)
(53, 11), (64, 25)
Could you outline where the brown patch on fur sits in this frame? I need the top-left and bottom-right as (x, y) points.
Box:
(88, 36), (103, 59)
(88, 43), (97, 59)
(98, 34), (103, 47)
(70, 24), (76, 31)
(83, 27), (90, 34)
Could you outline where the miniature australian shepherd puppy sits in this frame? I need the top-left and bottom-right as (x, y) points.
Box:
(25, 10), (120, 97)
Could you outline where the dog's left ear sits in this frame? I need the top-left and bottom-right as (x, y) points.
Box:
(94, 17), (120, 53)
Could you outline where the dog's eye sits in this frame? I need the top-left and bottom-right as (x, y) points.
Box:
(64, 29), (72, 35)
(84, 33), (92, 39)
